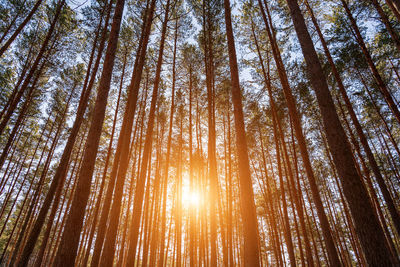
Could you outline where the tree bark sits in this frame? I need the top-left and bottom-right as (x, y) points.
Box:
(51, 0), (125, 264)
(258, 0), (341, 264)
(124, 1), (170, 264)
(285, 0), (394, 265)
(305, 0), (400, 244)
(223, 0), (260, 266)
(157, 17), (177, 267)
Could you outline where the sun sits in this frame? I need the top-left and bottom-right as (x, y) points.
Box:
(182, 190), (201, 207)
(181, 172), (202, 208)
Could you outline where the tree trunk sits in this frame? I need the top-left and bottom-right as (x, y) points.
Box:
(285, 0), (394, 265)
(341, 0), (400, 125)
(158, 16), (177, 266)
(51, 0), (125, 264)
(0, 0), (44, 57)
(202, 0), (219, 264)
(124, 1), (170, 264)
(223, 0), (260, 265)
(258, 0), (341, 264)
(305, 0), (400, 244)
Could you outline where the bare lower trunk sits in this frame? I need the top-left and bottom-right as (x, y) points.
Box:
(223, 0), (260, 265)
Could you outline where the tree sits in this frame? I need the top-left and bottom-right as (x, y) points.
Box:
(285, 0), (394, 265)
(52, 0), (125, 264)
(223, 0), (260, 265)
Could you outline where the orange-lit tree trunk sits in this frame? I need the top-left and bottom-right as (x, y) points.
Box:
(202, 0), (219, 263)
(80, 50), (126, 267)
(89, 2), (156, 266)
(158, 16), (178, 267)
(125, 0), (170, 264)
(223, 0), (260, 265)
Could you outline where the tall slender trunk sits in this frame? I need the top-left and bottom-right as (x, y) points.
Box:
(176, 104), (183, 267)
(258, 125), (284, 267)
(124, 1), (170, 264)
(258, 0), (341, 264)
(187, 34), (195, 267)
(0, 0), (44, 57)
(202, 0), (218, 264)
(304, 0), (400, 242)
(15, 2), (111, 263)
(51, 0), (125, 264)
(340, 0), (400, 125)
(223, 0), (260, 265)
(158, 16), (178, 266)
(271, 113), (296, 266)
(148, 118), (165, 267)
(285, 0), (393, 265)
(81, 52), (126, 267)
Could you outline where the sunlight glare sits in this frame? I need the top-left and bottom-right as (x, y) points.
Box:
(182, 190), (201, 207)
(181, 172), (202, 208)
